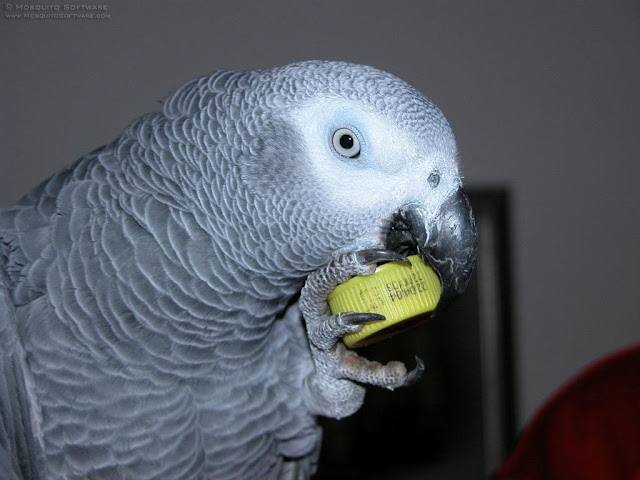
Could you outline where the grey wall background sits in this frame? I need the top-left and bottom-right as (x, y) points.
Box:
(1, 0), (639, 431)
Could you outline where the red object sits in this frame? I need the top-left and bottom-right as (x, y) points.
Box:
(495, 343), (640, 480)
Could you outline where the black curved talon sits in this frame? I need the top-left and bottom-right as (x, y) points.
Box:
(355, 249), (412, 267)
(401, 356), (425, 387)
(341, 312), (386, 326)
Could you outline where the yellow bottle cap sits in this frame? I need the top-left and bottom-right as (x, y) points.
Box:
(328, 254), (442, 348)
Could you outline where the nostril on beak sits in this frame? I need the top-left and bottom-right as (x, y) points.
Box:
(428, 170), (440, 188)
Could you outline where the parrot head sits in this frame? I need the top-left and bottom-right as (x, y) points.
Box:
(231, 61), (477, 309)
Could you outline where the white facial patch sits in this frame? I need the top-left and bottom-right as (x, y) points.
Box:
(289, 97), (460, 214)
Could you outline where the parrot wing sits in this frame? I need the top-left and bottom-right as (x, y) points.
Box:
(0, 252), (44, 480)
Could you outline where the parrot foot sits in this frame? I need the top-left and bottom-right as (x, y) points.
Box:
(300, 248), (408, 351)
(300, 250), (422, 418)
(335, 343), (425, 389)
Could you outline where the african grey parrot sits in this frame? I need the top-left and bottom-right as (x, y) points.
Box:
(0, 61), (477, 479)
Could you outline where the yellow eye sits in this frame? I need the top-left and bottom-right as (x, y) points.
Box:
(332, 128), (361, 158)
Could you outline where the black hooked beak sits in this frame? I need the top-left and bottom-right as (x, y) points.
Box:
(388, 187), (478, 313)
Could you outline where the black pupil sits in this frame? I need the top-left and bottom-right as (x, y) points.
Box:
(339, 134), (354, 150)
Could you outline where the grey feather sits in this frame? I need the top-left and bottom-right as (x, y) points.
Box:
(0, 248), (45, 480)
